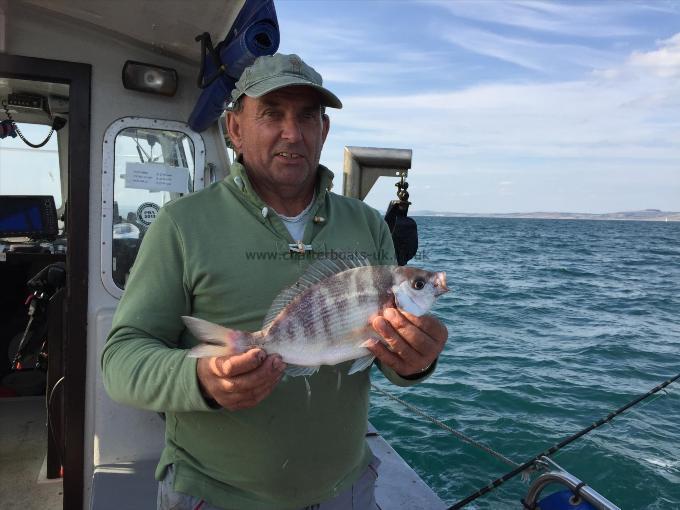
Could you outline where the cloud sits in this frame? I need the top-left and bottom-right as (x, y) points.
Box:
(628, 33), (680, 77)
(313, 58), (440, 85)
(278, 21), (366, 58)
(437, 25), (619, 73)
(278, 18), (444, 86)
(322, 32), (680, 173)
(274, 1), (680, 212)
(425, 0), (656, 37)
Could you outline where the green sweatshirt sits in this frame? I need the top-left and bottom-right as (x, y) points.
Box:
(101, 162), (430, 510)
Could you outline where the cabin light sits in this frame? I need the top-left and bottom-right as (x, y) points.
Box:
(122, 60), (178, 96)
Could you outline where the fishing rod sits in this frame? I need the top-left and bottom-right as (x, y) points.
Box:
(448, 371), (680, 510)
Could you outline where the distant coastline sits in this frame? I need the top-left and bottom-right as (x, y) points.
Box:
(409, 209), (680, 222)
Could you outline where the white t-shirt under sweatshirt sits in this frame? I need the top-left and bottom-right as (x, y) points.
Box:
(275, 191), (316, 242)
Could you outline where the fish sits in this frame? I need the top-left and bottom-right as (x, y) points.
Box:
(182, 255), (448, 377)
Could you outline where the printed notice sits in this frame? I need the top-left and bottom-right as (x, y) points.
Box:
(124, 163), (190, 194)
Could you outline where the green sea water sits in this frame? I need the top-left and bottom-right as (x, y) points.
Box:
(369, 217), (680, 509)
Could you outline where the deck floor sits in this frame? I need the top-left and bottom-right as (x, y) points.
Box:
(0, 396), (63, 510)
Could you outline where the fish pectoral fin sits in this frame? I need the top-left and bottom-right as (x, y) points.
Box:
(285, 365), (320, 377)
(348, 354), (375, 375)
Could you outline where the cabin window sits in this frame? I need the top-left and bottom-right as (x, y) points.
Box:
(102, 118), (205, 298)
(0, 122), (63, 209)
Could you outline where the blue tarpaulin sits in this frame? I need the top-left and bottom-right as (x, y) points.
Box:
(188, 0), (279, 132)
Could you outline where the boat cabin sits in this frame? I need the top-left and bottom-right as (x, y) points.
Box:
(0, 1), (444, 508)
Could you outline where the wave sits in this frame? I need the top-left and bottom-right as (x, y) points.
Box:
(382, 217), (680, 508)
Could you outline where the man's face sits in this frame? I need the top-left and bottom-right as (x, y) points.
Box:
(227, 86), (330, 199)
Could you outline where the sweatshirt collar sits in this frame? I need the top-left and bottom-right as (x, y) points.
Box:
(225, 160), (334, 213)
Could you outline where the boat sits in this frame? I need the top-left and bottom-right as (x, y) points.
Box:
(1, 2), (651, 509)
(0, 1), (445, 508)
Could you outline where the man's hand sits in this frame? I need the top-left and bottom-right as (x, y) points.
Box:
(366, 308), (448, 378)
(196, 349), (286, 411)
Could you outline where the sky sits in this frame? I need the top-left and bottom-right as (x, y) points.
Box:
(274, 0), (680, 214)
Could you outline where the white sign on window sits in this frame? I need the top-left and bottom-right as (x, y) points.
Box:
(123, 162), (189, 193)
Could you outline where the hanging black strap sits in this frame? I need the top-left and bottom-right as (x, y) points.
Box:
(384, 173), (418, 266)
(195, 32), (227, 89)
(385, 201), (418, 266)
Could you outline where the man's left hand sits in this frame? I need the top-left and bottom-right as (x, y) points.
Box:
(366, 307), (448, 378)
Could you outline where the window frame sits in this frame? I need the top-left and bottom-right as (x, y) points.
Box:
(101, 117), (206, 299)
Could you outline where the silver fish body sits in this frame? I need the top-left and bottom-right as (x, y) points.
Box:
(183, 259), (448, 376)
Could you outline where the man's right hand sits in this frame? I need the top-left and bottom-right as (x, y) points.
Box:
(196, 349), (286, 411)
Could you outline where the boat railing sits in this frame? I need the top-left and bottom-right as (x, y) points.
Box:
(522, 456), (621, 510)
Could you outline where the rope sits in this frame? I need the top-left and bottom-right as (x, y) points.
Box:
(371, 383), (520, 468)
(447, 371), (680, 509)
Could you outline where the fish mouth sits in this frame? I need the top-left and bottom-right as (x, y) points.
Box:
(433, 271), (449, 296)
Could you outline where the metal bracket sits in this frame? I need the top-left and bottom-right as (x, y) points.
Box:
(342, 146), (412, 200)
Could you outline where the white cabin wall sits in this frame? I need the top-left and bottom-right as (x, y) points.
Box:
(6, 3), (232, 507)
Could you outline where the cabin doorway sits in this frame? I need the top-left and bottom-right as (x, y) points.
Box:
(0, 54), (90, 510)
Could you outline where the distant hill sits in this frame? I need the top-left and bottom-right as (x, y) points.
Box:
(409, 209), (680, 222)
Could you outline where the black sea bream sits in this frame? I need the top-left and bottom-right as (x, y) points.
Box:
(183, 257), (448, 376)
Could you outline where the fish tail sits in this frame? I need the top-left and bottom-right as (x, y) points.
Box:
(182, 316), (255, 358)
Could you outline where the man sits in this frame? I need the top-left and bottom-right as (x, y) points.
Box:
(102, 53), (447, 510)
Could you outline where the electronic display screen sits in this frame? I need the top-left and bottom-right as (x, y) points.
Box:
(0, 196), (57, 238)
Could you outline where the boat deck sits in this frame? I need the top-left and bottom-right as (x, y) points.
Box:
(367, 422), (447, 509)
(1, 396), (445, 509)
(91, 423), (446, 509)
(0, 396), (63, 510)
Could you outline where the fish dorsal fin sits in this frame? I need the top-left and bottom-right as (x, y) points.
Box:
(262, 253), (372, 328)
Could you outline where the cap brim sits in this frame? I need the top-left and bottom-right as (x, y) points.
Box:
(240, 75), (343, 109)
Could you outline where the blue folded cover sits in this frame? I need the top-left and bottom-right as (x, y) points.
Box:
(188, 0), (280, 132)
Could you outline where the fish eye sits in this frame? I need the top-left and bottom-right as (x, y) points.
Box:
(412, 278), (426, 290)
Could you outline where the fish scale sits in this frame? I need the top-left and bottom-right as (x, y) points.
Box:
(266, 270), (389, 364)
(183, 257), (448, 376)
(270, 267), (386, 338)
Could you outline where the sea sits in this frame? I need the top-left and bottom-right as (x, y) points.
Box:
(368, 217), (680, 510)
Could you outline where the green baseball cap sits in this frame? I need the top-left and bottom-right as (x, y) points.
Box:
(231, 53), (342, 109)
